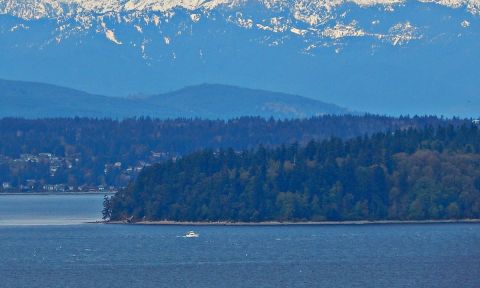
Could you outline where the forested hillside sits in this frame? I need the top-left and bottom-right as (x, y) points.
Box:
(0, 80), (348, 119)
(107, 125), (480, 222)
(0, 115), (468, 192)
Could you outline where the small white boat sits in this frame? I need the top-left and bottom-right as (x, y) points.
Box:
(184, 231), (200, 238)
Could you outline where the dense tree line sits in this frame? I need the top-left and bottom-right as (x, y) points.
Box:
(107, 124), (480, 222)
(0, 115), (464, 190)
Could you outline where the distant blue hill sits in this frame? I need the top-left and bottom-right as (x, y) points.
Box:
(0, 0), (479, 116)
(0, 79), (350, 119)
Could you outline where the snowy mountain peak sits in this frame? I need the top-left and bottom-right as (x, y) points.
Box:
(0, 0), (477, 52)
(0, 0), (479, 117)
(0, 0), (235, 19)
(1, 0), (479, 21)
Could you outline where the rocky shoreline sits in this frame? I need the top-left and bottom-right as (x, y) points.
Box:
(104, 219), (480, 226)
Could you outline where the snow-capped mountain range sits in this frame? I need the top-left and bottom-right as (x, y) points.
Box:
(0, 0), (479, 116)
(2, 0), (477, 48)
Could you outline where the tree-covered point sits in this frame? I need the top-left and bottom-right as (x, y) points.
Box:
(107, 125), (480, 222)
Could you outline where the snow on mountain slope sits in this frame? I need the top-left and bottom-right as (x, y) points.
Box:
(0, 0), (477, 48)
(1, 0), (479, 18)
(0, 0), (479, 116)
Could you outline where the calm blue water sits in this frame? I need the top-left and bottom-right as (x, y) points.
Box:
(0, 193), (105, 225)
(0, 195), (479, 288)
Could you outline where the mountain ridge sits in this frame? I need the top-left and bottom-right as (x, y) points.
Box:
(0, 79), (350, 119)
(1, 0), (479, 116)
(144, 83), (350, 118)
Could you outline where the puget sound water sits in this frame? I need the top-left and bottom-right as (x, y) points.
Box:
(0, 193), (479, 288)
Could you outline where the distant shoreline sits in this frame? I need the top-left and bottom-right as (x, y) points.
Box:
(0, 192), (115, 196)
(106, 219), (480, 226)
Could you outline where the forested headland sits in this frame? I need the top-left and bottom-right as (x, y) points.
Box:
(0, 115), (462, 192)
(106, 124), (480, 222)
